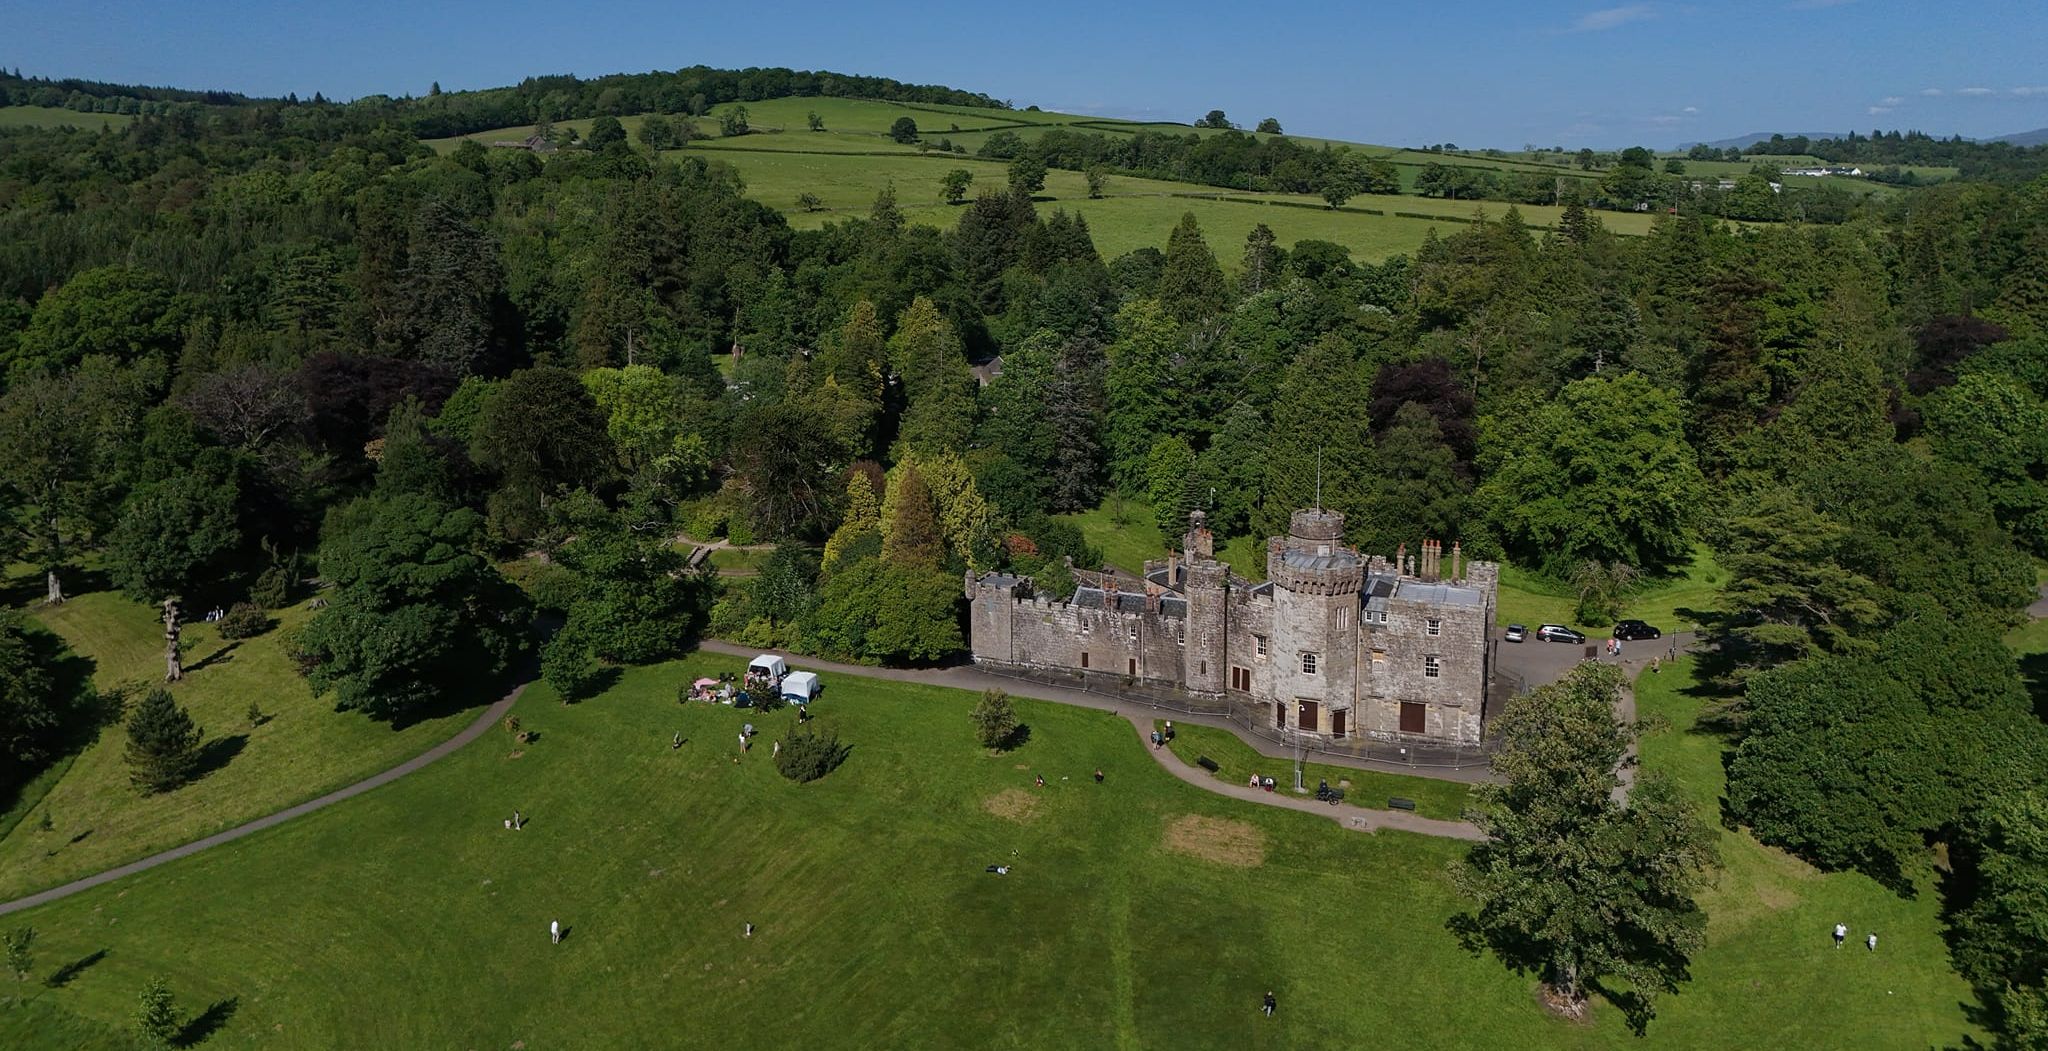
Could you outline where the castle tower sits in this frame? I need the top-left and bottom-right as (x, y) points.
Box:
(1264, 509), (1364, 735)
(1180, 510), (1227, 695)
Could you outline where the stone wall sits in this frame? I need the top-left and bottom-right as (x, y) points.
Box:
(969, 583), (1190, 687)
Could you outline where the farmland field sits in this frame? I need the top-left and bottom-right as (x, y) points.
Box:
(0, 106), (134, 131)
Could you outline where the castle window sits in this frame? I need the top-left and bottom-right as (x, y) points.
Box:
(1198, 660), (1207, 676)
(1231, 666), (1251, 691)
(1337, 607), (1350, 631)
(1424, 655), (1441, 678)
(1253, 634), (1268, 660)
(1426, 618), (1442, 637)
(1301, 652), (1319, 675)
(1081, 652), (1090, 669)
(1371, 648), (1386, 663)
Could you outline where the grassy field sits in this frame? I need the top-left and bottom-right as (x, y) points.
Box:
(0, 106), (134, 131)
(1631, 657), (1980, 1047)
(0, 651), (1976, 1048)
(0, 588), (480, 901)
(1493, 547), (1724, 636)
(1158, 721), (1471, 820)
(1055, 498), (1167, 573)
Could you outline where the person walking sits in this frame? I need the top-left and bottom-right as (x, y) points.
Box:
(1833, 922), (1847, 948)
(1093, 768), (1104, 783)
(1261, 991), (1276, 1017)
(744, 922), (754, 938)
(672, 731), (682, 750)
(772, 740), (782, 759)
(513, 810), (523, 831)
(739, 732), (749, 753)
(550, 920), (561, 945)
(1867, 932), (1878, 952)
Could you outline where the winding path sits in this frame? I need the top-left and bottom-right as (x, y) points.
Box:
(0, 682), (532, 918)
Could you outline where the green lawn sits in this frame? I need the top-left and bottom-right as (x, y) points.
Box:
(1, 651), (1976, 1048)
(0, 106), (134, 131)
(1055, 497), (1167, 572)
(706, 546), (772, 575)
(1631, 658), (1980, 1047)
(1158, 721), (1471, 820)
(0, 589), (480, 900)
(1494, 547), (1724, 636)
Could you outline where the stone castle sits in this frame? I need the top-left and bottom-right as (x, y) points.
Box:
(967, 509), (1498, 745)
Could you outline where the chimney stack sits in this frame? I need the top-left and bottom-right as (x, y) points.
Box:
(1451, 541), (1463, 581)
(1421, 539), (1441, 582)
(1396, 543), (1407, 577)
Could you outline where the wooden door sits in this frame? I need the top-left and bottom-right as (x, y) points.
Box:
(1296, 699), (1319, 732)
(1331, 709), (1347, 738)
(1275, 701), (1286, 729)
(1399, 701), (1426, 734)
(1128, 658), (1137, 676)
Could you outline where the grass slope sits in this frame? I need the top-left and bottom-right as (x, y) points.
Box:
(1493, 547), (1725, 636)
(0, 589), (479, 900)
(0, 106), (134, 131)
(1, 653), (1973, 1049)
(1158, 720), (1471, 820)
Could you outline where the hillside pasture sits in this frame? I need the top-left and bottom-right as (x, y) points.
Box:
(0, 106), (134, 131)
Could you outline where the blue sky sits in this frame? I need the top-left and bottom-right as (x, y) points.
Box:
(6, 0), (2046, 147)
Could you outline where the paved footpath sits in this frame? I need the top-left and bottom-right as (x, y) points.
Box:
(0, 681), (532, 918)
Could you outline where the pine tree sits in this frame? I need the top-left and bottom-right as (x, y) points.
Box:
(1104, 300), (1179, 490)
(1259, 334), (1374, 538)
(881, 463), (945, 570)
(135, 976), (180, 1050)
(1145, 436), (1199, 536)
(823, 471), (882, 573)
(890, 298), (976, 456)
(1241, 224), (1281, 295)
(123, 688), (203, 794)
(1357, 402), (1468, 556)
(1157, 212), (1227, 322)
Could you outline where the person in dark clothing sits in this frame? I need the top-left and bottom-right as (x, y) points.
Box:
(1262, 991), (1276, 1016)
(1093, 768), (1104, 783)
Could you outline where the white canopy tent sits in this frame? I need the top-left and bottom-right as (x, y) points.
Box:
(781, 671), (822, 703)
(748, 654), (787, 679)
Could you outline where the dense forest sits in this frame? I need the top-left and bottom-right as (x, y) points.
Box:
(1, 73), (2047, 1044)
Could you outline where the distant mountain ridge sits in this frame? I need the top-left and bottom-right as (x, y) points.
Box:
(1680, 128), (2048, 150)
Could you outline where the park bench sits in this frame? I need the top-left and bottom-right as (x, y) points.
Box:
(1388, 797), (1417, 812)
(1196, 756), (1219, 772)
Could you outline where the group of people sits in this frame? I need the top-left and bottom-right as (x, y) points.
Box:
(1833, 922), (1879, 952)
(199, 606), (228, 622)
(1246, 774), (1277, 791)
(1604, 637), (1625, 657)
(1148, 720), (1176, 749)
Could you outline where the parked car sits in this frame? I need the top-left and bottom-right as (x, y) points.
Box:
(1537, 624), (1586, 644)
(1504, 624), (1527, 643)
(1613, 620), (1662, 641)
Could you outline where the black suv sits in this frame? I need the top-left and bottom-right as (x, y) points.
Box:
(1613, 620), (1662, 641)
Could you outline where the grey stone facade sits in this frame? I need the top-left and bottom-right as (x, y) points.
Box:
(967, 509), (1497, 745)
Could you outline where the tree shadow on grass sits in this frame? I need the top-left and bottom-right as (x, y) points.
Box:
(998, 724), (1032, 750)
(183, 642), (239, 675)
(176, 996), (238, 1047)
(189, 735), (248, 783)
(44, 948), (107, 988)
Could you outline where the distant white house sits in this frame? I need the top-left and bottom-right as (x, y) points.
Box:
(1779, 165), (1865, 177)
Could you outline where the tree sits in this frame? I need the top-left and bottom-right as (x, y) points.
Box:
(1258, 334), (1374, 539)
(0, 611), (64, 776)
(1707, 488), (1885, 673)
(0, 363), (142, 605)
(1475, 375), (1704, 576)
(3, 925), (32, 985)
(1240, 224), (1281, 295)
(1145, 436), (1198, 536)
(941, 169), (973, 205)
(882, 463), (945, 570)
(587, 115), (625, 147)
(1662, 158), (1685, 174)
(1318, 155), (1367, 209)
(776, 726), (850, 782)
(471, 367), (615, 537)
(888, 116), (919, 144)
(1456, 664), (1716, 1031)
(295, 494), (531, 723)
(1157, 212), (1227, 323)
(1007, 154), (1047, 196)
(1255, 117), (1282, 134)
(796, 191), (824, 213)
(1104, 300), (1180, 489)
(103, 451), (246, 605)
(6, 265), (183, 378)
(890, 298), (976, 456)
(806, 111), (824, 131)
(1356, 402), (1468, 557)
(1949, 790), (2048, 997)
(135, 976), (179, 1051)
(718, 106), (750, 137)
(124, 688), (203, 794)
(1197, 109), (1231, 129)
(1085, 165), (1108, 199)
(971, 688), (1019, 748)
(542, 494), (704, 682)
(635, 116), (676, 150)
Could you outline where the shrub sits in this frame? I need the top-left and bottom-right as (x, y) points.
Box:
(776, 726), (849, 783)
(518, 561), (588, 613)
(216, 602), (274, 639)
(971, 688), (1018, 749)
(124, 689), (202, 794)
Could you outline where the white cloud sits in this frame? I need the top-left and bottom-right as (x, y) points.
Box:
(1571, 4), (1656, 31)
(1920, 88), (1944, 97)
(1959, 87), (1996, 96)
(1867, 106), (1894, 115)
(1682, 105), (1699, 114)
(1880, 96), (1903, 106)
(2012, 86), (2048, 97)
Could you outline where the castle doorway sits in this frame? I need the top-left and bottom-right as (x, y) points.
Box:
(1399, 701), (1426, 734)
(1274, 701), (1286, 729)
(1296, 699), (1319, 732)
(1331, 709), (1347, 738)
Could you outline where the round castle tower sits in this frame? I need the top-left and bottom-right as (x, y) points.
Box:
(1264, 509), (1363, 734)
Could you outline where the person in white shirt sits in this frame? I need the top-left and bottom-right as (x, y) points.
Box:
(1833, 922), (1847, 948)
